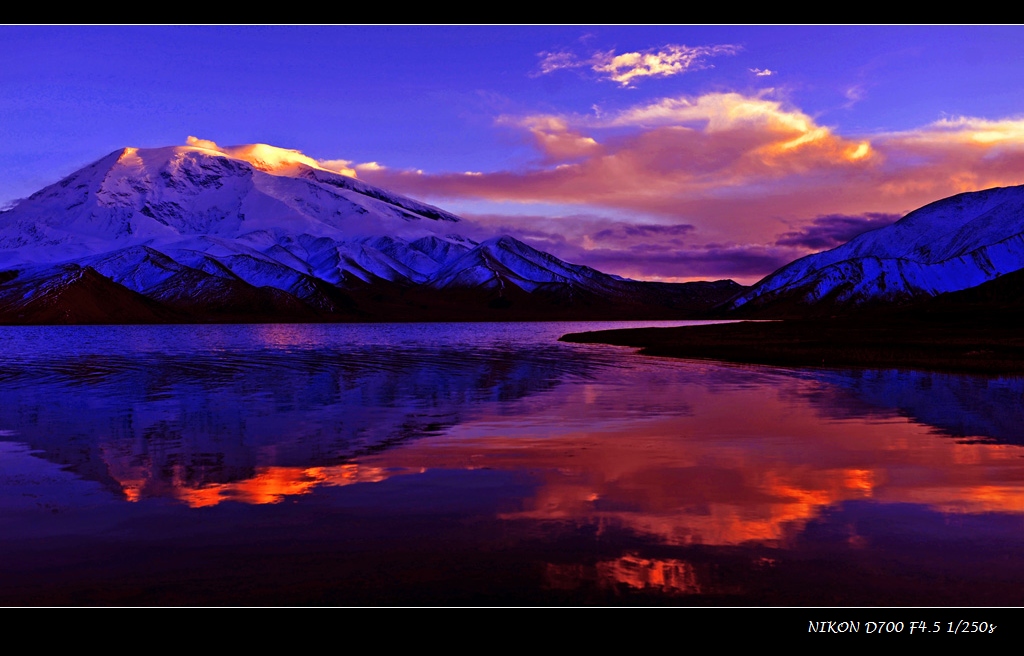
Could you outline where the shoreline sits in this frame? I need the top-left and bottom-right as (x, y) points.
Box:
(560, 317), (1024, 375)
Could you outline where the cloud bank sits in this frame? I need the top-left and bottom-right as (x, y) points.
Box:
(775, 213), (901, 250)
(348, 91), (1024, 282)
(187, 94), (1024, 284)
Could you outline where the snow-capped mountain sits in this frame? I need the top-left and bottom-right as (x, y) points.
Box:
(0, 142), (741, 323)
(0, 143), (463, 265)
(730, 184), (1024, 315)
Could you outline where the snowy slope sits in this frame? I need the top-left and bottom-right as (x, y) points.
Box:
(0, 143), (462, 266)
(0, 143), (492, 293)
(731, 184), (1024, 312)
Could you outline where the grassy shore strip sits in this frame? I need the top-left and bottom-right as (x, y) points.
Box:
(559, 318), (1024, 375)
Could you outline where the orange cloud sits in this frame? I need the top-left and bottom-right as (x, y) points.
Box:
(890, 116), (1024, 146)
(602, 93), (874, 172)
(502, 115), (601, 163)
(187, 101), (1024, 284)
(358, 93), (878, 247)
(871, 117), (1024, 197)
(353, 94), (1024, 282)
(351, 376), (1024, 549)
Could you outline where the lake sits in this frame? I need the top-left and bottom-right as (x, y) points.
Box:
(1, 321), (1023, 606)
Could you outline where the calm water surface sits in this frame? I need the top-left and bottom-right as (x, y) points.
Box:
(1, 321), (1023, 605)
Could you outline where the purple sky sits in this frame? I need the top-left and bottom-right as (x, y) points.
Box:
(5, 25), (1024, 283)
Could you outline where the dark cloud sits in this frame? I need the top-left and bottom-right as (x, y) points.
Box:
(566, 243), (796, 281)
(775, 212), (901, 250)
(591, 223), (695, 241)
(454, 212), (795, 282)
(454, 213), (582, 246)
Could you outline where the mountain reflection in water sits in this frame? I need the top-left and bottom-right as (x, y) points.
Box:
(0, 322), (1023, 606)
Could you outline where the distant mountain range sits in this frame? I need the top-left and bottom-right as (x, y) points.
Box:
(7, 141), (1023, 325)
(730, 184), (1024, 317)
(0, 144), (741, 323)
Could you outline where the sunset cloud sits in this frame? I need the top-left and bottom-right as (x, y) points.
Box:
(190, 99), (1024, 285)
(503, 115), (602, 162)
(361, 92), (877, 229)
(868, 117), (1024, 198)
(11, 26), (1024, 291)
(536, 44), (739, 87)
(891, 116), (1024, 145)
(319, 159), (361, 177)
(354, 95), (1024, 282)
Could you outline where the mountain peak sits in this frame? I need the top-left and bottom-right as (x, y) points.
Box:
(0, 139), (464, 266)
(181, 137), (329, 175)
(111, 140), (336, 178)
(730, 182), (1024, 315)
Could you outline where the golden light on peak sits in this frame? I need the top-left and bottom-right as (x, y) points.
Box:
(116, 147), (144, 167)
(227, 143), (321, 173)
(183, 137), (359, 177)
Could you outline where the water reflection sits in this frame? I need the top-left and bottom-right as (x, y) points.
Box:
(0, 324), (621, 503)
(358, 368), (1024, 548)
(545, 554), (702, 596)
(792, 368), (1024, 444)
(1, 323), (1024, 604)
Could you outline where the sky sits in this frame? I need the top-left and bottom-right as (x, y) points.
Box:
(5, 25), (1024, 284)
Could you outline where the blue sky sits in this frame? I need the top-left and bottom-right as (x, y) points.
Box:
(5, 25), (1024, 283)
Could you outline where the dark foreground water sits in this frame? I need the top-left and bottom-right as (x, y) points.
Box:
(1, 322), (1024, 606)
